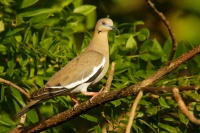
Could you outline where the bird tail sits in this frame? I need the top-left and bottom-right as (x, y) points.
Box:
(13, 99), (40, 121)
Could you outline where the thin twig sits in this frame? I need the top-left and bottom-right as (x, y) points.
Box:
(126, 91), (143, 133)
(104, 62), (116, 92)
(172, 87), (200, 125)
(0, 78), (30, 99)
(141, 86), (198, 93)
(146, 0), (177, 61)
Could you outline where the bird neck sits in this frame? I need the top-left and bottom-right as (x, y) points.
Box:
(85, 31), (109, 60)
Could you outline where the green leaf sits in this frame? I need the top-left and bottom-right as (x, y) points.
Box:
(133, 21), (144, 29)
(162, 38), (172, 62)
(19, 54), (29, 67)
(174, 41), (193, 58)
(158, 97), (170, 108)
(110, 99), (121, 107)
(158, 123), (179, 133)
(5, 28), (24, 36)
(32, 32), (38, 45)
(137, 28), (150, 41)
(35, 75), (45, 87)
(74, 5), (96, 15)
(146, 106), (157, 115)
(0, 86), (5, 103)
(0, 115), (16, 126)
(6, 68), (14, 77)
(7, 56), (15, 69)
(20, 0), (39, 8)
(179, 113), (189, 125)
(74, 5), (97, 29)
(27, 109), (39, 123)
(88, 125), (102, 133)
(187, 59), (200, 74)
(135, 70), (156, 79)
(81, 114), (98, 123)
(139, 39), (164, 61)
(0, 44), (6, 53)
(18, 8), (57, 18)
(164, 117), (176, 122)
(23, 26), (32, 43)
(114, 59), (130, 75)
(33, 18), (60, 29)
(0, 125), (11, 133)
(0, 65), (4, 74)
(11, 88), (26, 107)
(16, 15), (24, 26)
(29, 13), (54, 24)
(138, 119), (157, 133)
(15, 35), (22, 43)
(125, 35), (137, 53)
(195, 103), (200, 111)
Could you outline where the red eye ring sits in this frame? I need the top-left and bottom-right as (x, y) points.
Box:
(102, 21), (106, 25)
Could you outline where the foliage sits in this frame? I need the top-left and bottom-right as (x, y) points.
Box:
(0, 0), (200, 132)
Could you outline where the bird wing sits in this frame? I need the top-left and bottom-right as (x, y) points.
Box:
(31, 50), (106, 100)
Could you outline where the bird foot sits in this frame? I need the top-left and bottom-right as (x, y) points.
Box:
(82, 87), (104, 103)
(70, 94), (80, 108)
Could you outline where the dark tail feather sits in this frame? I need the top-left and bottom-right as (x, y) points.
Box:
(13, 99), (40, 121)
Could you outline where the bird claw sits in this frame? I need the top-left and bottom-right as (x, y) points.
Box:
(72, 103), (80, 111)
(88, 87), (104, 103)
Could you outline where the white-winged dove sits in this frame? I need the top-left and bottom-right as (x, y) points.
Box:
(13, 18), (119, 120)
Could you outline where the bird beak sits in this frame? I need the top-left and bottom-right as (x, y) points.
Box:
(109, 26), (120, 34)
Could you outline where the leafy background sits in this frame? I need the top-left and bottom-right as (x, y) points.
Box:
(0, 0), (200, 132)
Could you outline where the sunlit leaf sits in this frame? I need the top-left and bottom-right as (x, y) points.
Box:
(29, 13), (54, 24)
(137, 28), (150, 41)
(18, 8), (57, 17)
(74, 5), (96, 15)
(110, 99), (121, 107)
(125, 35), (137, 53)
(0, 115), (15, 126)
(27, 109), (39, 123)
(81, 114), (98, 123)
(5, 28), (24, 36)
(158, 97), (170, 108)
(178, 113), (189, 125)
(20, 0), (39, 8)
(158, 123), (179, 133)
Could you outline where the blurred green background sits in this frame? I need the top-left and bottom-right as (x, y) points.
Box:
(1, 0), (200, 44)
(82, 0), (200, 44)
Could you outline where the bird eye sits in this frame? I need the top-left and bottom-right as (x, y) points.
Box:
(102, 21), (106, 25)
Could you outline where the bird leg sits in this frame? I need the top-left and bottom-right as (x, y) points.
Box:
(82, 88), (104, 103)
(81, 91), (99, 96)
(71, 89), (104, 108)
(69, 94), (80, 107)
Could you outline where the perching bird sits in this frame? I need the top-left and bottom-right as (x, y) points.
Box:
(13, 18), (119, 120)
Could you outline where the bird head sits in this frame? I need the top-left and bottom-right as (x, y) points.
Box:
(96, 18), (119, 34)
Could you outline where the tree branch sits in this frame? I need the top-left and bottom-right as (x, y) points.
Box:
(104, 62), (116, 92)
(126, 91), (143, 133)
(172, 87), (200, 125)
(146, 0), (177, 61)
(0, 78), (30, 99)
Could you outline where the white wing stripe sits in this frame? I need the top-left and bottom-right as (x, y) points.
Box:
(49, 57), (106, 89)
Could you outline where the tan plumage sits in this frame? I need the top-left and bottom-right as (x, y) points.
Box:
(13, 18), (119, 120)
